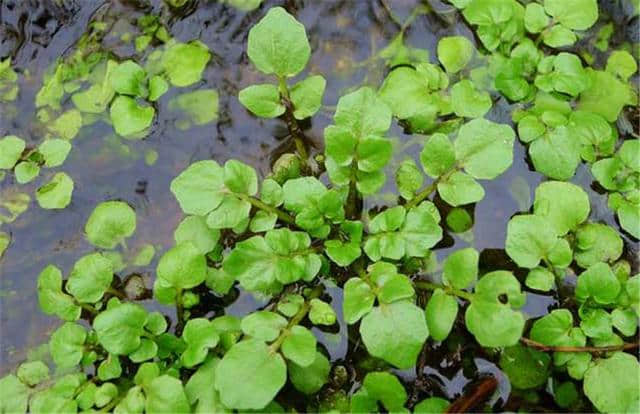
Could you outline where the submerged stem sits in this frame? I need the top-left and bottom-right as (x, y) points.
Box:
(520, 337), (640, 353)
(414, 280), (474, 302)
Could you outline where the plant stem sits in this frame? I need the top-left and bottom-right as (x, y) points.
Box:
(414, 280), (475, 302)
(237, 193), (296, 225)
(107, 287), (126, 300)
(269, 285), (323, 353)
(278, 77), (309, 164)
(405, 179), (439, 209)
(345, 162), (360, 220)
(520, 337), (640, 353)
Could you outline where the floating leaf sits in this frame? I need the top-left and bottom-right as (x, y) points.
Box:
(0, 135), (25, 169)
(162, 41), (211, 87)
(36, 172), (74, 209)
(110, 96), (155, 137)
(85, 201), (137, 249)
(38, 139), (72, 168)
(66, 253), (114, 303)
(290, 75), (326, 119)
(437, 36), (474, 74)
(583, 352), (640, 413)
(239, 84), (284, 118)
(94, 303), (148, 355)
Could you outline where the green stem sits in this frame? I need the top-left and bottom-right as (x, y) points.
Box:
(107, 287), (126, 300)
(520, 337), (640, 353)
(236, 193), (296, 225)
(406, 167), (458, 209)
(278, 77), (309, 164)
(175, 288), (185, 336)
(269, 285), (323, 353)
(345, 161), (360, 220)
(414, 281), (474, 302)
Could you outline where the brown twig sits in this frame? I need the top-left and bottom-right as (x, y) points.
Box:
(520, 337), (640, 353)
(445, 376), (498, 413)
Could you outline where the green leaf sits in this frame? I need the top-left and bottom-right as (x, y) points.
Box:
(169, 89), (219, 127)
(145, 375), (191, 413)
(49, 322), (86, 368)
(156, 241), (207, 295)
(111, 60), (147, 97)
(148, 75), (169, 101)
(94, 303), (148, 355)
(574, 223), (623, 268)
(543, 0), (598, 30)
(575, 262), (621, 305)
(425, 289), (458, 341)
(162, 41), (211, 87)
(239, 84), (285, 118)
(333, 86), (392, 139)
(223, 228), (321, 293)
(66, 253), (114, 303)
(437, 171), (485, 206)
(396, 159), (424, 200)
(36, 172), (74, 209)
(542, 24), (577, 48)
(414, 397), (449, 413)
(455, 118), (516, 179)
(14, 161), (39, 184)
(533, 181), (590, 236)
(325, 221), (362, 266)
(446, 207), (473, 233)
(85, 201), (137, 249)
(174, 215), (220, 254)
(282, 325), (317, 366)
(583, 352), (640, 413)
(420, 133), (455, 178)
(530, 309), (578, 346)
(288, 352), (330, 395)
(524, 3), (550, 33)
(578, 69), (635, 122)
(437, 36), (474, 74)
(181, 318), (220, 368)
(98, 355), (122, 381)
(451, 80), (492, 118)
(465, 271), (526, 347)
(611, 308), (637, 337)
(37, 265), (81, 321)
(17, 361), (49, 386)
(247, 7), (310, 77)
(360, 300), (429, 369)
(378, 66), (441, 123)
(309, 298), (337, 325)
(357, 136), (393, 173)
(506, 214), (559, 268)
(606, 50), (638, 81)
(0, 375), (29, 414)
(526, 267), (555, 291)
(49, 109), (83, 140)
(536, 53), (588, 97)
(215, 339), (287, 409)
(170, 160), (225, 216)
(356, 372), (407, 413)
(38, 139), (72, 168)
(224, 159), (258, 195)
(499, 344), (550, 389)
(184, 358), (226, 413)
(241, 311), (287, 341)
(343, 277), (375, 324)
(72, 61), (117, 113)
(442, 247), (479, 290)
(580, 308), (613, 339)
(290, 75), (326, 119)
(110, 96), (155, 137)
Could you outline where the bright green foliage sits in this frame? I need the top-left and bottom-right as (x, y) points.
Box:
(426, 289), (458, 341)
(500, 344), (551, 389)
(174, 216), (220, 254)
(155, 242), (207, 303)
(437, 36), (474, 73)
(15, 161), (40, 184)
(111, 60), (147, 97)
(364, 203), (442, 261)
(578, 69), (635, 122)
(451, 80), (492, 118)
(351, 372), (407, 413)
(461, 0), (525, 51)
(343, 277), (376, 324)
(575, 263), (621, 305)
(66, 253), (114, 303)
(215, 339), (287, 409)
(583, 352), (640, 413)
(239, 84), (284, 118)
(247, 7), (310, 77)
(465, 271), (526, 347)
(325, 87), (393, 195)
(288, 352), (330, 394)
(526, 267), (555, 291)
(223, 228), (321, 293)
(442, 247), (479, 289)
(309, 299), (337, 325)
(533, 181), (590, 236)
(360, 300), (429, 369)
(535, 53), (588, 97)
(396, 159), (424, 200)
(0, 135), (25, 169)
(0, 58), (19, 101)
(94, 302), (148, 355)
(85, 201), (137, 249)
(282, 325), (317, 366)
(145, 375), (191, 413)
(37, 265), (81, 321)
(325, 220), (363, 266)
(290, 75), (326, 119)
(606, 50), (638, 81)
(36, 172), (74, 209)
(415, 397), (450, 413)
(110, 96), (155, 137)
(573, 222), (623, 268)
(162, 41), (211, 87)
(181, 318), (219, 368)
(241, 311), (287, 341)
(38, 139), (72, 167)
(506, 214), (561, 268)
(17, 361), (49, 387)
(49, 322), (87, 368)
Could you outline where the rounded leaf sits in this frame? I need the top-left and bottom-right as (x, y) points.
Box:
(85, 201), (137, 249)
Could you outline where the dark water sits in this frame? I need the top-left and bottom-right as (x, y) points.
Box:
(0, 0), (637, 410)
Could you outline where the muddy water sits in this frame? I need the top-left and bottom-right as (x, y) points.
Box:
(0, 0), (637, 410)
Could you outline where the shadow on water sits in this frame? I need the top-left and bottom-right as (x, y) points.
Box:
(0, 0), (637, 410)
